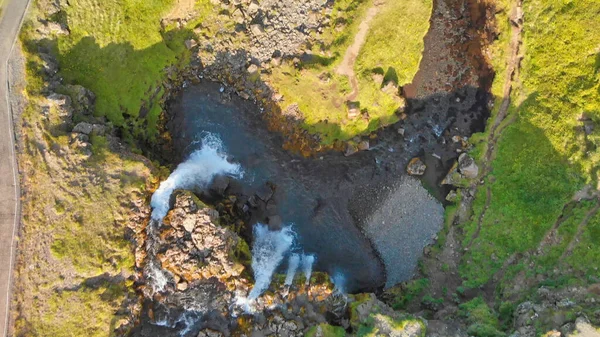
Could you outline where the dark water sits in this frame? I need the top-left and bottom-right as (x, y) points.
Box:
(169, 83), (389, 292)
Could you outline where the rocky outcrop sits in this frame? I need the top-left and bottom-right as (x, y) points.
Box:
(457, 153), (479, 179)
(407, 157), (427, 176)
(350, 293), (426, 337)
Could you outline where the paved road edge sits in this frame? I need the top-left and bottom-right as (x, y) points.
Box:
(2, 0), (32, 336)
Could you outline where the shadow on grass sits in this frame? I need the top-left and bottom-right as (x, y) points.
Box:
(458, 93), (588, 293)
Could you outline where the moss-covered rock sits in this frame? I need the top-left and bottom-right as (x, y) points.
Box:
(305, 323), (346, 337)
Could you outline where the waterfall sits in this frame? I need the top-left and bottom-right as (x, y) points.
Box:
(331, 271), (347, 294)
(145, 260), (169, 293)
(247, 224), (295, 300)
(146, 134), (242, 294)
(302, 254), (315, 285)
(150, 133), (243, 221)
(284, 254), (300, 286)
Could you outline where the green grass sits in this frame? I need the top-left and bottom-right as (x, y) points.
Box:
(458, 0), (600, 288)
(14, 9), (158, 333)
(21, 282), (133, 337)
(305, 323), (347, 337)
(267, 0), (432, 145)
(356, 0), (432, 86)
(50, 0), (213, 140)
(459, 297), (505, 337)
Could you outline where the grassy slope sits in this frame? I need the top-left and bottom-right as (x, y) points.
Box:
(460, 0), (600, 290)
(56, 0), (210, 141)
(267, 0), (432, 144)
(11, 1), (194, 335)
(14, 87), (153, 336)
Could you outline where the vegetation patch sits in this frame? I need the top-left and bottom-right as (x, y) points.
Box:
(267, 0), (432, 144)
(50, 0), (213, 141)
(305, 323), (347, 337)
(459, 297), (504, 337)
(459, 0), (600, 288)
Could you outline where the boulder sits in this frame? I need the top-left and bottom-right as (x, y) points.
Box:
(209, 175), (230, 197)
(357, 140), (370, 151)
(446, 190), (458, 202)
(441, 162), (460, 186)
(247, 64), (259, 75)
(344, 142), (358, 156)
(458, 153), (478, 179)
(247, 1), (260, 16)
(267, 215), (283, 231)
(250, 24), (264, 36)
(39, 53), (58, 76)
(72, 122), (93, 135)
(64, 84), (95, 115)
(184, 39), (197, 50)
(256, 184), (274, 201)
(407, 157), (426, 176)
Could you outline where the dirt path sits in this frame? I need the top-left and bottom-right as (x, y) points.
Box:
(417, 0), (525, 304)
(336, 0), (384, 102)
(561, 202), (600, 260)
(0, 0), (31, 335)
(481, 0), (523, 173)
(163, 0), (195, 22)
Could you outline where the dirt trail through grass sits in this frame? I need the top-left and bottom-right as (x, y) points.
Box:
(164, 0), (195, 21)
(336, 0), (384, 101)
(481, 0), (523, 173)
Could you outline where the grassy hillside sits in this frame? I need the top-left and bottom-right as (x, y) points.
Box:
(54, 0), (212, 141)
(460, 0), (600, 288)
(267, 0), (432, 144)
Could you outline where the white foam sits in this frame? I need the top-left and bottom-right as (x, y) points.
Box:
(248, 224), (295, 299)
(150, 134), (242, 221)
(301, 254), (315, 285)
(284, 254), (300, 286)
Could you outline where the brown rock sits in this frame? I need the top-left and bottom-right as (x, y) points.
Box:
(344, 143), (358, 156)
(357, 140), (370, 151)
(407, 157), (426, 176)
(458, 153), (479, 179)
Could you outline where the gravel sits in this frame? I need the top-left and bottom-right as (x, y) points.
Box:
(363, 176), (444, 288)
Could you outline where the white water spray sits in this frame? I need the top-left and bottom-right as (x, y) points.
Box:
(247, 224), (295, 300)
(151, 134), (243, 221)
(146, 134), (242, 294)
(146, 260), (169, 293)
(284, 254), (300, 286)
(302, 254), (315, 285)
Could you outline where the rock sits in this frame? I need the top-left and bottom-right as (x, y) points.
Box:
(182, 217), (196, 233)
(256, 184), (273, 201)
(357, 140), (370, 151)
(347, 102), (360, 119)
(36, 21), (69, 36)
(209, 175), (230, 196)
(250, 24), (265, 36)
(184, 39), (198, 50)
(583, 121), (594, 135)
(247, 1), (260, 16)
(72, 122), (93, 135)
(271, 57), (282, 67)
(344, 143), (358, 156)
(446, 190), (458, 202)
(176, 282), (188, 291)
(64, 84), (95, 115)
(267, 215), (282, 231)
(407, 157), (426, 176)
(247, 64), (259, 75)
(426, 320), (467, 337)
(458, 153), (478, 179)
(441, 162), (460, 186)
(39, 53), (58, 76)
(197, 329), (224, 337)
